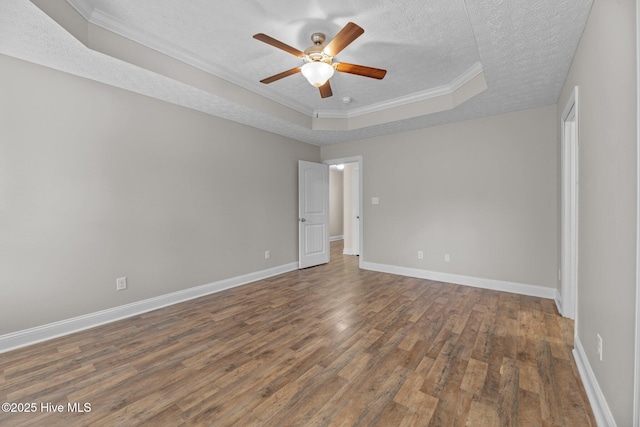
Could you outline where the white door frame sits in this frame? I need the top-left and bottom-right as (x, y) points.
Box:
(324, 156), (363, 268)
(634, 0), (640, 423)
(352, 166), (360, 256)
(560, 86), (579, 321)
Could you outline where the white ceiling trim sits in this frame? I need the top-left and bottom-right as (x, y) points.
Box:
(64, 0), (93, 19)
(311, 67), (487, 131)
(315, 62), (484, 120)
(13, 0), (593, 146)
(65, 0), (487, 124)
(65, 0), (315, 117)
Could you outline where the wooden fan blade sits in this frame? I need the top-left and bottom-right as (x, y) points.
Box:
(335, 62), (387, 80)
(319, 81), (333, 98)
(253, 33), (305, 57)
(260, 67), (301, 84)
(323, 22), (364, 57)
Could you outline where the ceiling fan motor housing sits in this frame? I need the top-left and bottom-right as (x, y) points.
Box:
(304, 34), (333, 66)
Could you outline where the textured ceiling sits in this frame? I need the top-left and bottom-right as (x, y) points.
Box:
(2, 0), (593, 145)
(82, 0), (482, 113)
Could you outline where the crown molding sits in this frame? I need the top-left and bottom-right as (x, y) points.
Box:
(315, 62), (484, 120)
(65, 0), (94, 20)
(65, 0), (315, 117)
(312, 67), (487, 130)
(65, 0), (485, 125)
(63, 0), (486, 132)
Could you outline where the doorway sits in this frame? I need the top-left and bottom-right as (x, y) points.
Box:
(560, 86), (579, 320)
(325, 156), (363, 268)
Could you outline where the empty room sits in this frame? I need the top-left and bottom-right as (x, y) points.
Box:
(1, 0), (638, 426)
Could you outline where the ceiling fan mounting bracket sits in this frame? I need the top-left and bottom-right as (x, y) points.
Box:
(310, 32), (326, 46)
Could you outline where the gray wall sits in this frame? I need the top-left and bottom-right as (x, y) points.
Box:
(0, 54), (319, 335)
(329, 167), (344, 238)
(558, 0), (637, 424)
(322, 105), (559, 289)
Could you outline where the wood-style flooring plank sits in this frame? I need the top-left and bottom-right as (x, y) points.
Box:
(0, 241), (596, 426)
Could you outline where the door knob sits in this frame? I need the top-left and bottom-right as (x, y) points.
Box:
(299, 218), (306, 222)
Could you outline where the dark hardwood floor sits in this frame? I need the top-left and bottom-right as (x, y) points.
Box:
(0, 241), (595, 426)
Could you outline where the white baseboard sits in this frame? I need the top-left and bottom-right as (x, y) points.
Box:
(555, 295), (563, 315)
(343, 248), (358, 255)
(330, 235), (344, 242)
(361, 261), (558, 300)
(0, 262), (298, 354)
(573, 337), (617, 427)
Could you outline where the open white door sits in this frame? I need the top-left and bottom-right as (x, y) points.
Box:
(299, 160), (330, 268)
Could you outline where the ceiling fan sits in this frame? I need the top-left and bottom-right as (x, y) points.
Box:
(253, 22), (387, 99)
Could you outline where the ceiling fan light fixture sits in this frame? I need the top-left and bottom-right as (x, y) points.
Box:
(254, 23), (385, 98)
(301, 61), (334, 87)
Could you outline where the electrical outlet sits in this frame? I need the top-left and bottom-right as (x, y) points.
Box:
(265, 250), (271, 259)
(444, 254), (451, 262)
(417, 251), (424, 259)
(116, 277), (127, 291)
(597, 334), (603, 361)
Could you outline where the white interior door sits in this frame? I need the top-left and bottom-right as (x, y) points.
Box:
(299, 160), (329, 268)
